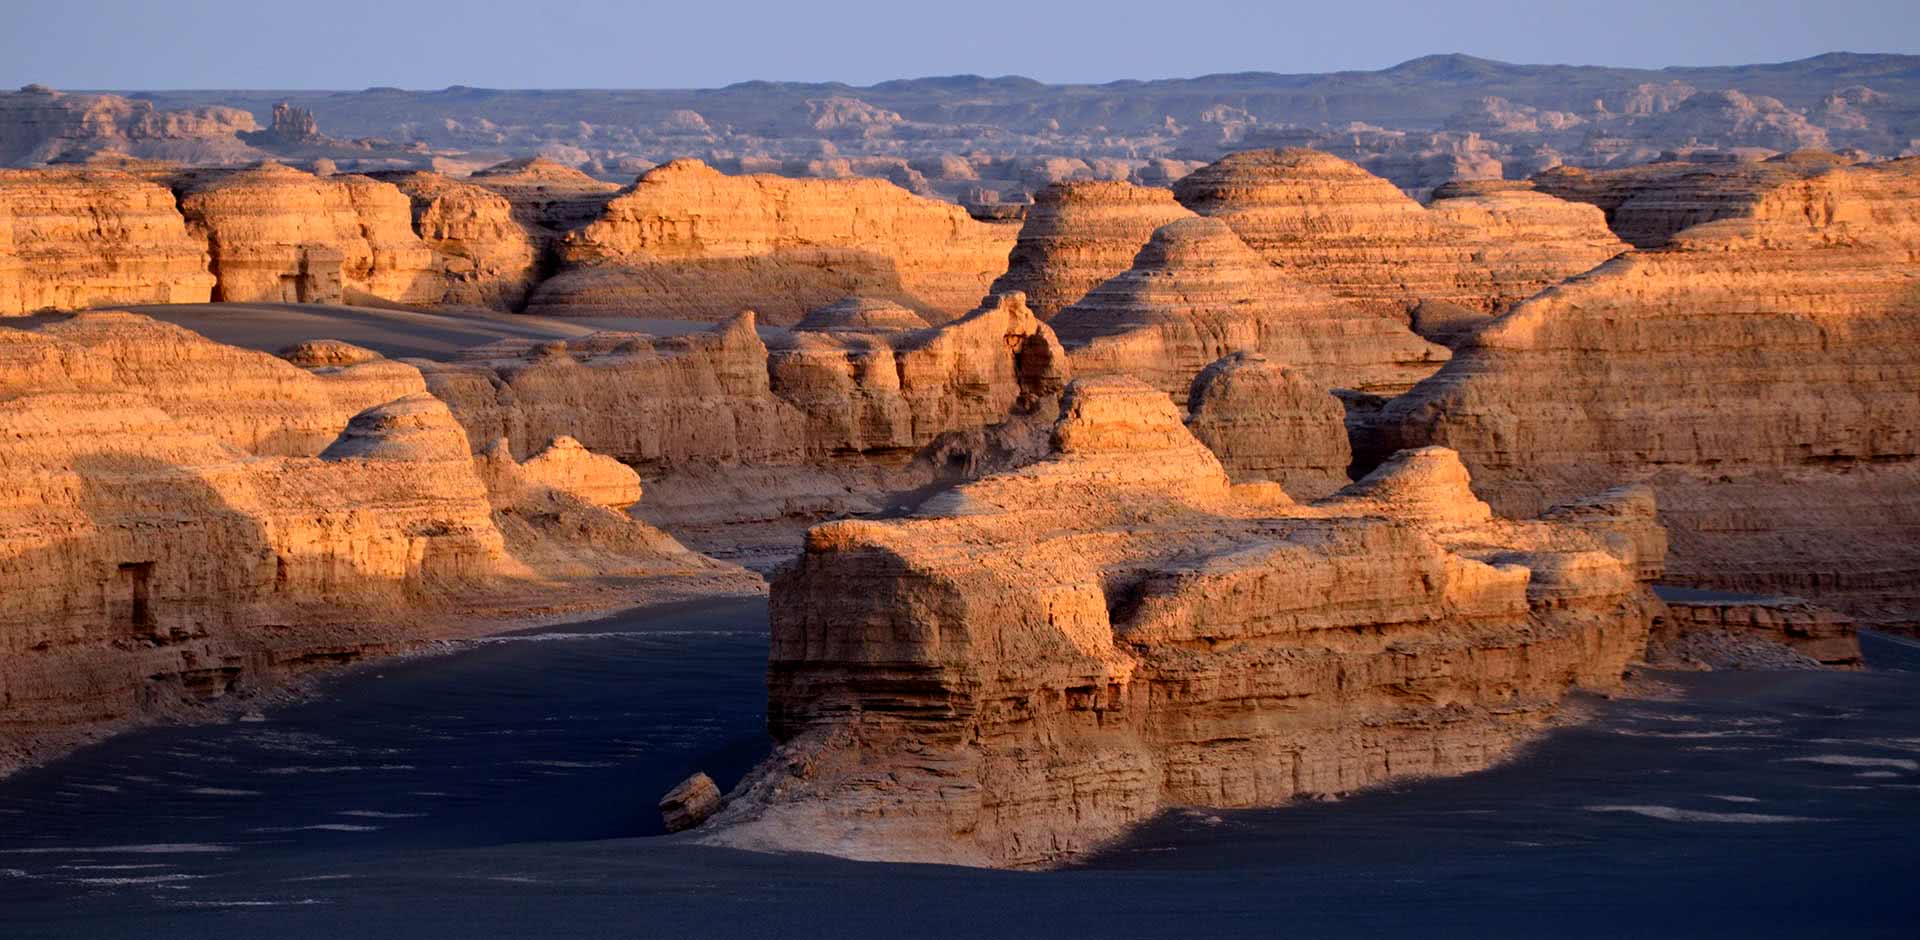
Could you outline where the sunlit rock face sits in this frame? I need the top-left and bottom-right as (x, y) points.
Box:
(1382, 155), (1920, 628)
(702, 377), (1663, 869)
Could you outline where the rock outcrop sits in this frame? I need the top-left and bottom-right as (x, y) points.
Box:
(1050, 217), (1450, 398)
(0, 312), (742, 772)
(792, 296), (931, 335)
(381, 171), (539, 309)
(1171, 149), (1625, 317)
(421, 293), (1066, 469)
(1652, 590), (1862, 669)
(524, 159), (1018, 324)
(988, 180), (1195, 319)
(1382, 156), (1920, 627)
(0, 169), (215, 315)
(1184, 352), (1352, 498)
(175, 163), (440, 305)
(1532, 150), (1860, 248)
(702, 377), (1663, 867)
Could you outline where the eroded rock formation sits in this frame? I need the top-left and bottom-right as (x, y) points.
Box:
(1184, 352), (1352, 498)
(1050, 217), (1449, 398)
(1171, 149), (1625, 317)
(175, 163), (440, 305)
(988, 180), (1196, 319)
(524, 159), (1018, 324)
(702, 377), (1663, 867)
(381, 171), (539, 309)
(0, 169), (214, 315)
(0, 312), (743, 771)
(1382, 156), (1920, 627)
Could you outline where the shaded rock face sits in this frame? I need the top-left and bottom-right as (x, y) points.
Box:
(0, 169), (215, 315)
(524, 159), (1018, 325)
(0, 86), (261, 167)
(1533, 150), (1861, 248)
(0, 312), (732, 767)
(1171, 149), (1625, 318)
(175, 163), (440, 305)
(988, 180), (1196, 319)
(1382, 156), (1920, 627)
(703, 377), (1663, 868)
(1050, 217), (1450, 398)
(1652, 595), (1862, 669)
(1184, 352), (1351, 499)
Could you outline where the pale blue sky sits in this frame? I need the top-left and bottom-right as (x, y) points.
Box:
(4, 0), (1915, 89)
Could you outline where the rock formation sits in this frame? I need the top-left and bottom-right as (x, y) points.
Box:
(659, 773), (724, 833)
(1532, 150), (1860, 247)
(175, 163), (440, 305)
(0, 85), (260, 166)
(791, 296), (931, 335)
(1381, 156), (1920, 627)
(464, 156), (622, 255)
(0, 312), (743, 771)
(702, 377), (1663, 867)
(381, 171), (539, 309)
(0, 169), (215, 315)
(988, 180), (1196, 319)
(1184, 352), (1352, 498)
(1171, 149), (1625, 317)
(524, 159), (1018, 324)
(421, 293), (1065, 469)
(1652, 591), (1862, 669)
(1049, 217), (1450, 398)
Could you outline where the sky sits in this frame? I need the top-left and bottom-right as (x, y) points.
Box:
(3, 0), (1916, 90)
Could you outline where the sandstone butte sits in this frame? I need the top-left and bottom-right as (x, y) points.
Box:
(1381, 154), (1920, 629)
(1048, 216), (1451, 399)
(0, 311), (749, 771)
(988, 180), (1197, 319)
(523, 158), (1020, 324)
(698, 376), (1665, 868)
(1170, 148), (1628, 319)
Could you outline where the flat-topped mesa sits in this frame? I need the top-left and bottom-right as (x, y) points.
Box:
(1171, 148), (1626, 318)
(1532, 150), (1862, 248)
(988, 180), (1197, 319)
(1184, 352), (1352, 499)
(791, 296), (931, 335)
(524, 158), (1018, 325)
(1382, 155), (1920, 626)
(0, 168), (215, 315)
(0, 312), (739, 769)
(174, 162), (440, 305)
(702, 376), (1662, 868)
(1050, 216), (1449, 398)
(378, 171), (539, 310)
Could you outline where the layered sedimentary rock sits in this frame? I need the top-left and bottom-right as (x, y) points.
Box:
(1171, 149), (1624, 317)
(0, 169), (214, 315)
(0, 85), (260, 166)
(988, 181), (1195, 319)
(381, 171), (539, 309)
(175, 162), (440, 305)
(704, 377), (1662, 868)
(1653, 592), (1862, 668)
(525, 159), (1018, 324)
(1532, 150), (1859, 248)
(421, 293), (1065, 468)
(1050, 217), (1449, 397)
(464, 157), (622, 254)
(792, 296), (930, 335)
(1382, 156), (1920, 626)
(1184, 352), (1351, 498)
(0, 312), (737, 769)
